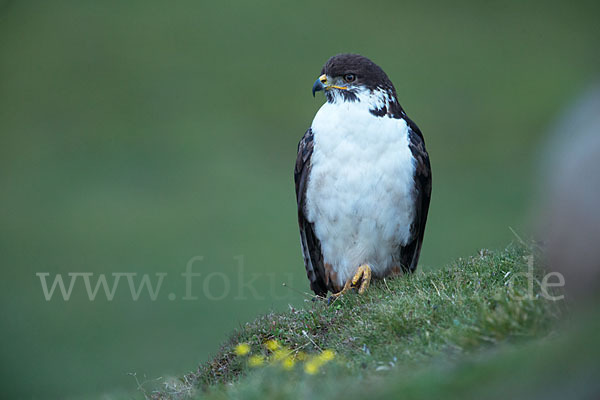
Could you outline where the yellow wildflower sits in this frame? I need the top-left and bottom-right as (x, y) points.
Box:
(248, 354), (264, 367)
(304, 359), (320, 375)
(234, 343), (250, 356)
(265, 339), (280, 351)
(282, 357), (295, 370)
(272, 349), (288, 361)
(319, 349), (335, 362)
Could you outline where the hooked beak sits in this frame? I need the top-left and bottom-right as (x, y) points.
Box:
(312, 74), (347, 97)
(312, 74), (327, 97)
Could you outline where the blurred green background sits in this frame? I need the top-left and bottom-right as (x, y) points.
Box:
(0, 0), (598, 398)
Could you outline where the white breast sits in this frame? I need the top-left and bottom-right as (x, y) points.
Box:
(306, 96), (416, 288)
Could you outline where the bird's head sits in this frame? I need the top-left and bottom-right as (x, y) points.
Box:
(312, 54), (400, 115)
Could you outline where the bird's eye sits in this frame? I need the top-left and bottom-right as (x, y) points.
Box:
(344, 74), (356, 83)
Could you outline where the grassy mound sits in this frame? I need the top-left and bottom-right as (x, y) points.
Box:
(148, 245), (568, 400)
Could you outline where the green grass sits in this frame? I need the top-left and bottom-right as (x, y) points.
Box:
(144, 244), (567, 399)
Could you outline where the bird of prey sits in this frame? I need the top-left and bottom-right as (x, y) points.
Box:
(294, 54), (431, 298)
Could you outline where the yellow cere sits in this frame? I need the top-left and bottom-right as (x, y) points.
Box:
(317, 73), (347, 90)
(248, 355), (265, 367)
(234, 343), (250, 356)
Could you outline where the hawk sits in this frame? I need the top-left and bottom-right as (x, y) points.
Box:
(294, 54), (432, 297)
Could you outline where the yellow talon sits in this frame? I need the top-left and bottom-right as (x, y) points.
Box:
(330, 264), (372, 299)
(353, 264), (372, 294)
(329, 279), (353, 300)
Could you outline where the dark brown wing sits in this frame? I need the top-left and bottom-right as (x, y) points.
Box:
(397, 118), (432, 273)
(294, 128), (328, 296)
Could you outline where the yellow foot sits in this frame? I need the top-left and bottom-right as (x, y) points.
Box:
(329, 264), (372, 300)
(352, 264), (372, 294)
